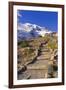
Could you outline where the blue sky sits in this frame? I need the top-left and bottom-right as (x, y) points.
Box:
(17, 10), (58, 32)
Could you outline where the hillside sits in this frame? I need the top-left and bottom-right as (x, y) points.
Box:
(17, 34), (58, 79)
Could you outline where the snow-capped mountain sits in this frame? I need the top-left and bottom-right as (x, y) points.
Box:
(17, 23), (52, 41)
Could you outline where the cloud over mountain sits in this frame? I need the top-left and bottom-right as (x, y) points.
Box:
(17, 23), (52, 41)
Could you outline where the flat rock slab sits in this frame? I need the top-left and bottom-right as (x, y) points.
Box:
(40, 52), (50, 55)
(37, 55), (50, 60)
(18, 71), (31, 80)
(27, 64), (48, 70)
(35, 60), (49, 64)
(40, 49), (50, 52)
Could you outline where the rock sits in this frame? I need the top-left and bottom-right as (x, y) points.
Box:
(18, 70), (31, 80)
(27, 64), (48, 70)
(18, 65), (27, 74)
(40, 48), (49, 52)
(37, 55), (50, 60)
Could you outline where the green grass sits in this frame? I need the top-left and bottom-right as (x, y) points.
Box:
(18, 41), (29, 47)
(47, 36), (58, 51)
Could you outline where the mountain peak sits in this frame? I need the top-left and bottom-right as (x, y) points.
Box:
(24, 23), (32, 26)
(17, 23), (53, 41)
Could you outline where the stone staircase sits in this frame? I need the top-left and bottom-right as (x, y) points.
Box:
(26, 43), (52, 79)
(17, 42), (58, 80)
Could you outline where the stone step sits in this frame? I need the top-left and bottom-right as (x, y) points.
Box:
(37, 55), (50, 60)
(39, 46), (48, 48)
(40, 52), (51, 55)
(38, 54), (51, 57)
(40, 49), (50, 52)
(40, 46), (47, 49)
(27, 64), (48, 70)
(35, 60), (49, 65)
(27, 69), (48, 79)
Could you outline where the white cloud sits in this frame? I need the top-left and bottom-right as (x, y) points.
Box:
(17, 23), (32, 32)
(17, 11), (22, 17)
(17, 23), (23, 30)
